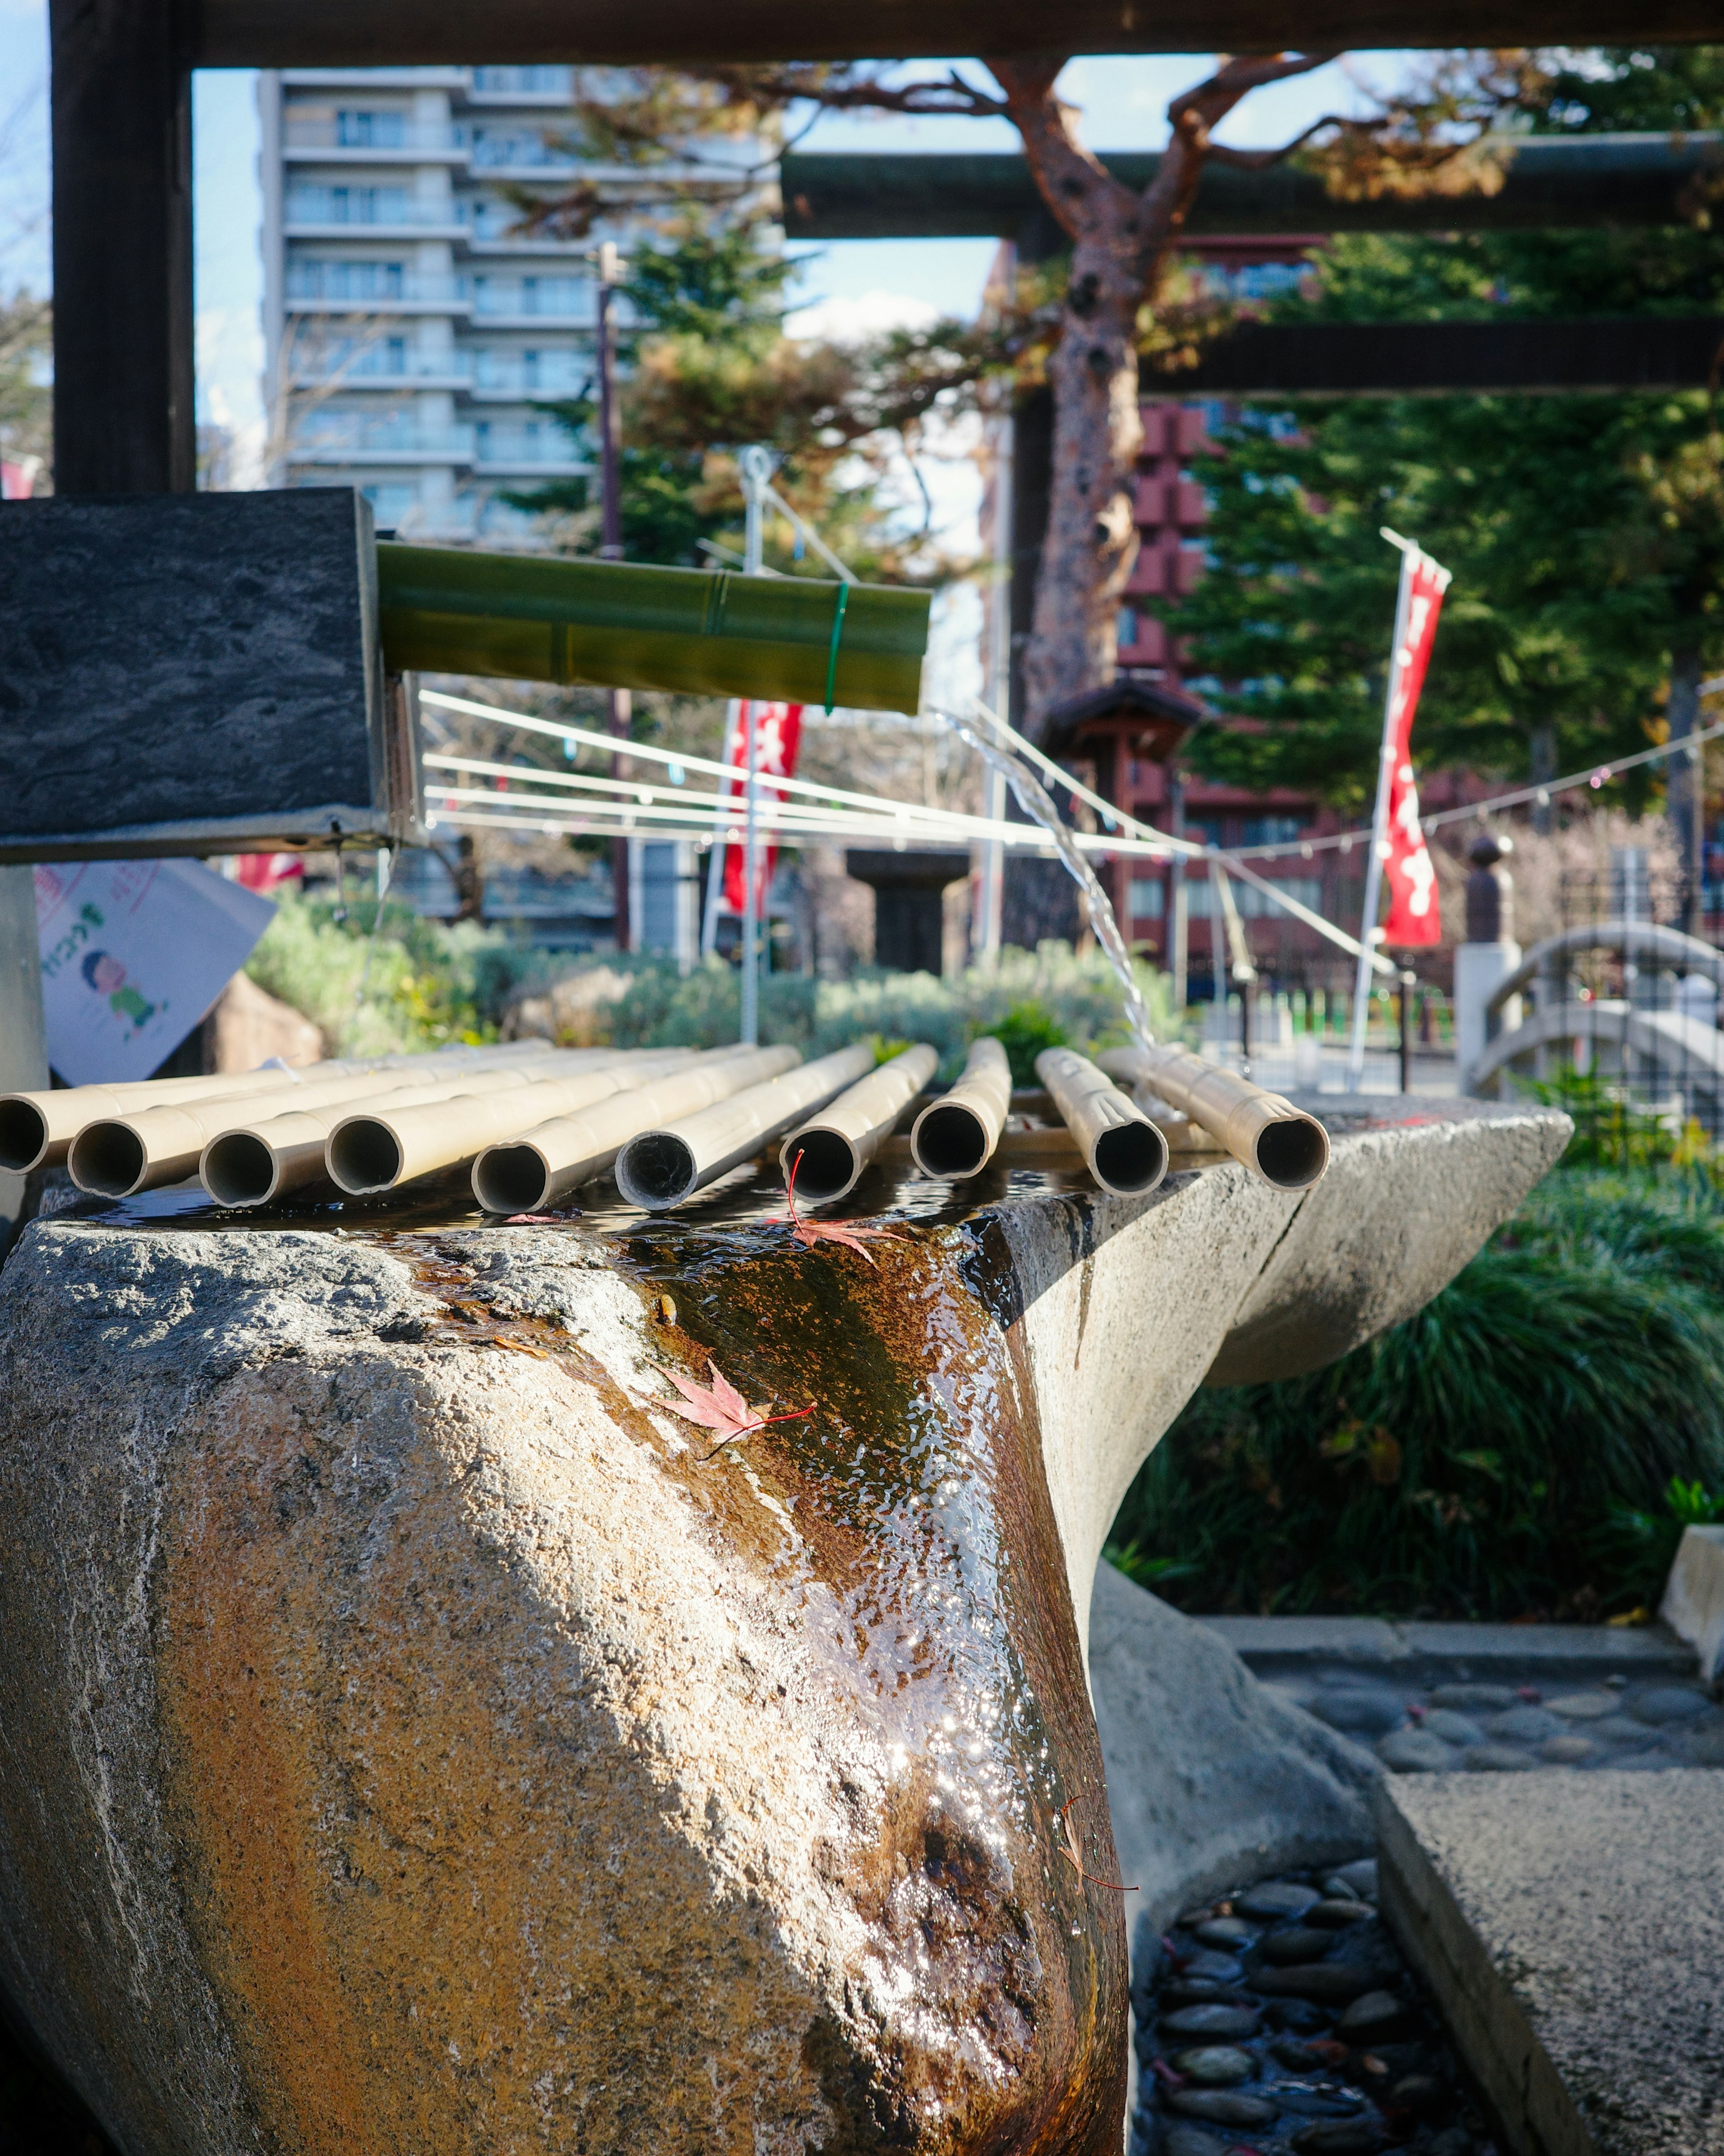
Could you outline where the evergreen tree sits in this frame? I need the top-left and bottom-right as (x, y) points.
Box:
(1172, 53), (1724, 810)
(503, 215), (970, 580)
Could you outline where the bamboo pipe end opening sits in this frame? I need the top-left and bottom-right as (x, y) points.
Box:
(202, 1131), (279, 1209)
(616, 1131), (697, 1211)
(1093, 1119), (1169, 1197)
(1255, 1115), (1331, 1191)
(474, 1144), (551, 1217)
(68, 1120), (147, 1198)
(327, 1119), (405, 1196)
(911, 1101), (990, 1179)
(780, 1129), (858, 1207)
(0, 1099), (48, 1174)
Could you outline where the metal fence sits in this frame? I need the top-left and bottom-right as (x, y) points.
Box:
(1484, 846), (1724, 1148)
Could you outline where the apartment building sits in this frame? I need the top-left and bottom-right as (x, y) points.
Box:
(259, 65), (756, 543)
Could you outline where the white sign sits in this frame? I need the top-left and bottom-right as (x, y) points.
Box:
(35, 859), (277, 1086)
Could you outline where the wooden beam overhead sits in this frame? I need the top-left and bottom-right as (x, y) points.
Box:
(1163, 316), (1724, 396)
(782, 138), (1724, 242)
(191, 0), (1723, 66)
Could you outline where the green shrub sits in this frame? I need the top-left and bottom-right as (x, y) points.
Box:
(1107, 1167), (1724, 1620)
(988, 1002), (1069, 1086)
(605, 943), (1177, 1079)
(1517, 1065), (1697, 1171)
(244, 893), (525, 1056)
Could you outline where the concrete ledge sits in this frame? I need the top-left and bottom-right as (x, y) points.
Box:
(1377, 1773), (1724, 2156)
(1203, 1614), (1695, 1685)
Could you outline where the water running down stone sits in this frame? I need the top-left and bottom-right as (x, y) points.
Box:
(0, 1097), (1570, 2154)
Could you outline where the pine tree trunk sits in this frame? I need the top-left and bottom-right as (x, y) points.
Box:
(1020, 234), (1144, 731)
(993, 52), (1326, 736)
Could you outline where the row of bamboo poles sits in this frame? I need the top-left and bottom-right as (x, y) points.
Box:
(0, 1036), (1328, 1219)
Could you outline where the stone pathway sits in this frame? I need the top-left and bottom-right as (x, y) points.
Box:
(1133, 1859), (1494, 2156)
(1197, 1617), (1722, 1774)
(1270, 1667), (1722, 1774)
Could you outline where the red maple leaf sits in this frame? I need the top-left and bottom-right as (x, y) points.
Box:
(774, 1151), (906, 1266)
(660, 1357), (815, 1466)
(1055, 1799), (1137, 1894)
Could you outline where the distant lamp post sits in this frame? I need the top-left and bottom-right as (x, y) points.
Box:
(1456, 831), (1522, 1094)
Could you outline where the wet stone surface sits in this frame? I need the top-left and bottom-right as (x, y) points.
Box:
(1267, 1668), (1724, 1774)
(1131, 1863), (1499, 2156)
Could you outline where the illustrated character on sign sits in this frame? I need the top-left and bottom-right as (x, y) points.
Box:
(81, 950), (157, 1030)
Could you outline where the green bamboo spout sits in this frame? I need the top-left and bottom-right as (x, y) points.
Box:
(378, 544), (929, 715)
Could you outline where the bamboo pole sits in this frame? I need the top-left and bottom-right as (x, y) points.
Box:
(5, 1041), (549, 1178)
(472, 1046), (801, 1214)
(614, 1043), (876, 1212)
(1035, 1048), (1169, 1198)
(200, 1049), (630, 1207)
(379, 544), (929, 715)
(779, 1043), (937, 1205)
(66, 1047), (604, 1201)
(2, 1060), (384, 1176)
(910, 1037), (1011, 1180)
(325, 1050), (713, 1196)
(1097, 1044), (1330, 1191)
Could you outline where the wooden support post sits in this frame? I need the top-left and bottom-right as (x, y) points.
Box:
(50, 0), (195, 494)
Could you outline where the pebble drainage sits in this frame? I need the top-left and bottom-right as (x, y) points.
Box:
(1133, 1857), (1492, 2156)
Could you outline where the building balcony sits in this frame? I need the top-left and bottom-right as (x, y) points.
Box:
(465, 366), (589, 401)
(285, 275), (471, 316)
(289, 424), (477, 466)
(460, 66), (574, 105)
(1125, 542), (1207, 598)
(282, 121), (471, 162)
(460, 225), (595, 256)
(473, 430), (588, 475)
(470, 293), (596, 327)
(1134, 476), (1208, 528)
(285, 195), (464, 240)
(291, 360), (472, 392)
(468, 136), (582, 175)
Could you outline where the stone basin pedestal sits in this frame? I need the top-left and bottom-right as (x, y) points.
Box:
(0, 1098), (1567, 2156)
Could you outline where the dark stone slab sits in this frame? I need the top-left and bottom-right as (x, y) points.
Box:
(0, 488), (418, 859)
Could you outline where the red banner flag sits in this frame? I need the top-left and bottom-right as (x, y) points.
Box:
(1378, 545), (1450, 949)
(721, 700), (804, 915)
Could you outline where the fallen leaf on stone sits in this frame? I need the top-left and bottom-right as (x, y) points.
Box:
(660, 1358), (815, 1465)
(506, 1213), (563, 1224)
(488, 1335), (552, 1360)
(1151, 2059), (1187, 2091)
(1056, 1798), (1137, 1893)
(775, 1152), (905, 1267)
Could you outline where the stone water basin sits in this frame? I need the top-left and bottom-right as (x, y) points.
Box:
(0, 1097), (1567, 2156)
